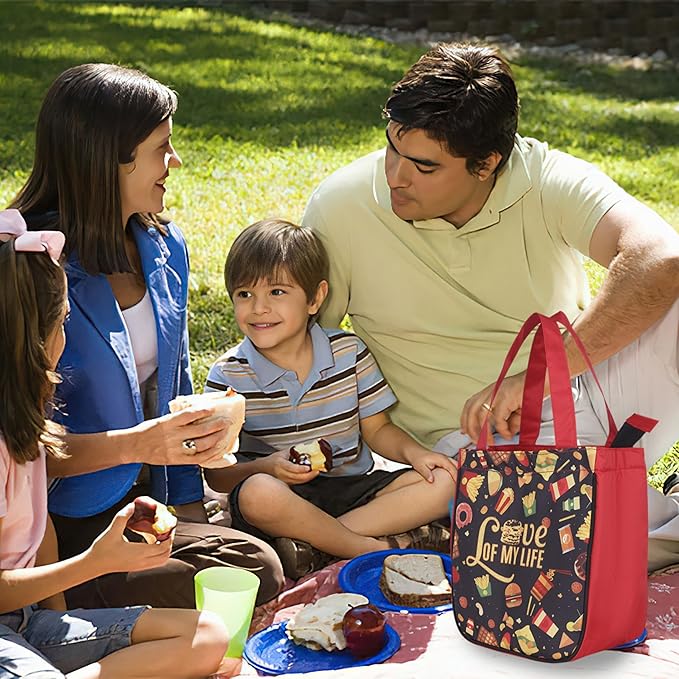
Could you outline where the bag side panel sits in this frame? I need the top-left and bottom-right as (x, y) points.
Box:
(574, 446), (648, 658)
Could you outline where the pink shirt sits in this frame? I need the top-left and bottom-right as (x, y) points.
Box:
(0, 434), (47, 569)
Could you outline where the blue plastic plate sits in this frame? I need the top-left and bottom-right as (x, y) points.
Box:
(243, 620), (400, 675)
(339, 549), (452, 614)
(613, 628), (648, 650)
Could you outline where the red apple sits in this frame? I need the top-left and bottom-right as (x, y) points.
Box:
(342, 604), (386, 658)
(127, 496), (175, 542)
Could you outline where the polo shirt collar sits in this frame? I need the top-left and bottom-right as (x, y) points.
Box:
(372, 135), (532, 234)
(237, 323), (335, 389)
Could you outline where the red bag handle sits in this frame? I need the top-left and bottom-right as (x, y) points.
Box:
(477, 311), (618, 449)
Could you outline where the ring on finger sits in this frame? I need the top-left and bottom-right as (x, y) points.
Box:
(182, 439), (197, 451)
(481, 402), (493, 414)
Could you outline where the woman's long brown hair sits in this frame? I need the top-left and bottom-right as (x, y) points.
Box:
(11, 63), (177, 275)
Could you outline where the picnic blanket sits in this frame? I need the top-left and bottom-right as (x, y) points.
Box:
(223, 562), (679, 679)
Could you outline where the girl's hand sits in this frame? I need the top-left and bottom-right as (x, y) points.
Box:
(263, 449), (319, 486)
(87, 503), (173, 576)
(406, 450), (458, 484)
(132, 407), (235, 468)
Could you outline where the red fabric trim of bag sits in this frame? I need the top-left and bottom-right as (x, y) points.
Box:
(574, 447), (648, 658)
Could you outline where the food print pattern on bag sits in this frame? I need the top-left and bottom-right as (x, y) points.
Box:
(451, 311), (649, 662)
(452, 446), (596, 660)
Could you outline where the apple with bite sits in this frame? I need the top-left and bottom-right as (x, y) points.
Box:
(342, 604), (387, 658)
(127, 496), (177, 543)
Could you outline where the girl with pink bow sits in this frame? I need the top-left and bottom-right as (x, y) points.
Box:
(0, 211), (230, 677)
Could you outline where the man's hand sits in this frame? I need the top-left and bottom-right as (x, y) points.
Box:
(405, 449), (458, 484)
(461, 372), (526, 444)
(263, 449), (320, 486)
(86, 503), (174, 576)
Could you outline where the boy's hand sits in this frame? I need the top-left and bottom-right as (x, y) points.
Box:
(86, 503), (174, 576)
(406, 450), (458, 484)
(264, 449), (319, 486)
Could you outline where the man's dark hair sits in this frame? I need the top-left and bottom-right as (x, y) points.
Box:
(384, 43), (519, 175)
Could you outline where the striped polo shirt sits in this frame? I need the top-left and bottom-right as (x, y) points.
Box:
(204, 324), (397, 477)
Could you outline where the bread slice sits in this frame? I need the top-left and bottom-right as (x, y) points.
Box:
(380, 554), (452, 608)
(286, 593), (369, 651)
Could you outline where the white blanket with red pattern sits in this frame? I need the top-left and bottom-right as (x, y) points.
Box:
(220, 563), (679, 679)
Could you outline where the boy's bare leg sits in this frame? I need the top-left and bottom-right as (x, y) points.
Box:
(238, 471), (453, 558)
(338, 469), (454, 537)
(237, 474), (389, 558)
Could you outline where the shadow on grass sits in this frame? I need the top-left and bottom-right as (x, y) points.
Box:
(0, 2), (409, 176)
(2, 2), (679, 178)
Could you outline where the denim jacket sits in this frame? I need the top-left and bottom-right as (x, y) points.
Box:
(48, 220), (203, 517)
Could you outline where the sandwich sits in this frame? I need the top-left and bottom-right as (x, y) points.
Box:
(286, 593), (369, 651)
(289, 438), (333, 472)
(169, 387), (245, 467)
(379, 553), (452, 608)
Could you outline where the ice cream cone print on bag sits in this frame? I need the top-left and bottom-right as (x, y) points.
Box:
(514, 451), (530, 467)
(477, 626), (498, 647)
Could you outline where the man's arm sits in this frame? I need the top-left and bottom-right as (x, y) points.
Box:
(461, 198), (679, 442)
(565, 199), (679, 373)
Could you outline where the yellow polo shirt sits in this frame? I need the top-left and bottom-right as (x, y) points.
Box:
(302, 136), (626, 447)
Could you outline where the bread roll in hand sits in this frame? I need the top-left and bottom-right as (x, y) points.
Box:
(169, 387), (246, 468)
(127, 496), (177, 543)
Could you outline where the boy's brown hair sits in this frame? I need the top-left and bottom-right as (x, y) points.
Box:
(0, 243), (67, 463)
(225, 219), (329, 304)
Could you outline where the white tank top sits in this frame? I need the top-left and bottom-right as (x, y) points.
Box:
(121, 290), (159, 388)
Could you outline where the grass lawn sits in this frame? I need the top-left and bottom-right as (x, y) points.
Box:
(0, 2), (677, 483)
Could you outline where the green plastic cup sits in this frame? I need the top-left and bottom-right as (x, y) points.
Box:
(194, 566), (260, 658)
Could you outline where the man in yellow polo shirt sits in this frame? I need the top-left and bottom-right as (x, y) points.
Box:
(302, 43), (679, 570)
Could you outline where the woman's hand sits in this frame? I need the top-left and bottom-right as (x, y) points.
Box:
(131, 407), (235, 467)
(263, 449), (319, 486)
(86, 503), (173, 576)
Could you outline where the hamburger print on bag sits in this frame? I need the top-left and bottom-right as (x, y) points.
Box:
(452, 447), (594, 661)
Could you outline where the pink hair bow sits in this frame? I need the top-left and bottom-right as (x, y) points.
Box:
(0, 209), (65, 262)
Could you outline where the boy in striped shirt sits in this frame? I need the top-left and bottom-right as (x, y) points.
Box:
(204, 219), (457, 579)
